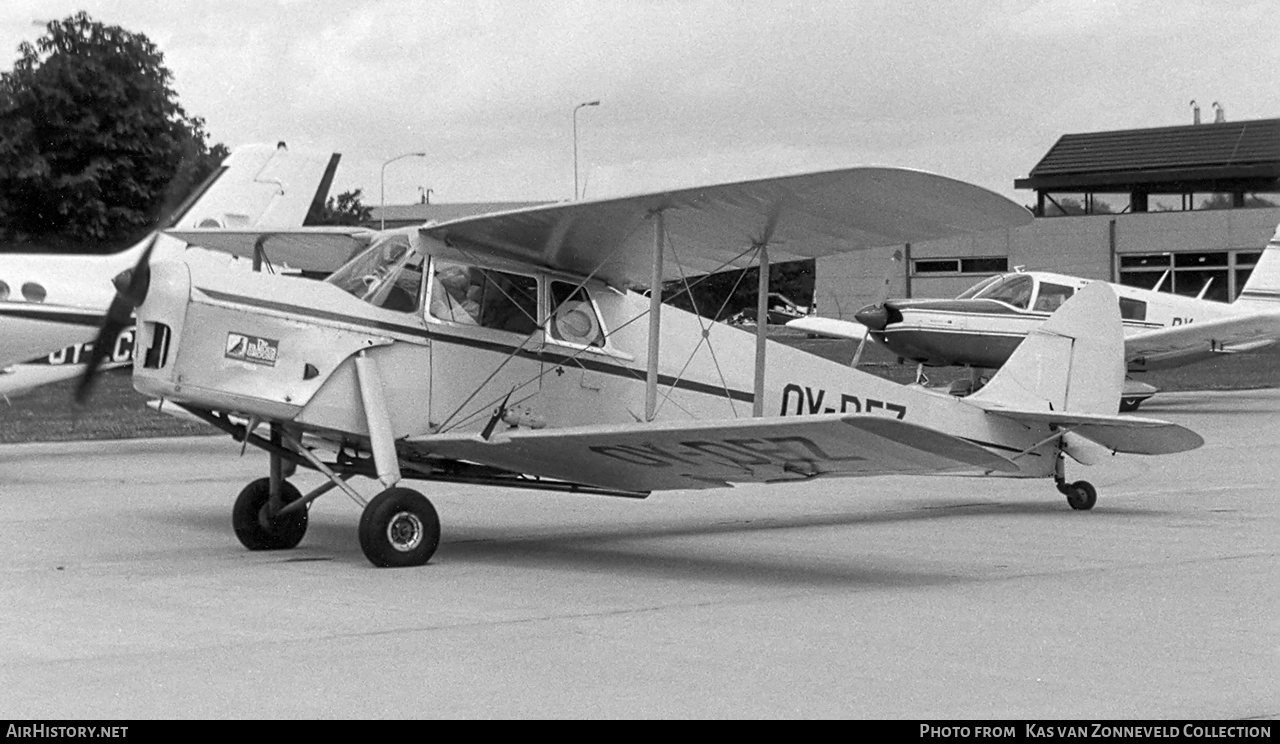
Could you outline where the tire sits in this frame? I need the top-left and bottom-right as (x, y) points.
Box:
(1066, 480), (1097, 511)
(358, 488), (441, 568)
(232, 477), (308, 550)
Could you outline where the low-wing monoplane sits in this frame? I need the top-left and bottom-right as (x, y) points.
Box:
(790, 225), (1280, 410)
(0, 142), (342, 399)
(78, 167), (1203, 568)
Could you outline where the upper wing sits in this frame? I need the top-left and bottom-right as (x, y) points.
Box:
(407, 413), (1018, 492)
(164, 226), (377, 273)
(421, 167), (1032, 289)
(1125, 310), (1280, 368)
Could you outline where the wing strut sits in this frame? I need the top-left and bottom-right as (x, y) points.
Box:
(645, 210), (665, 421)
(753, 243), (769, 417)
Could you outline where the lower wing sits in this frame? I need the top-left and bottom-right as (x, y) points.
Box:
(406, 414), (1017, 492)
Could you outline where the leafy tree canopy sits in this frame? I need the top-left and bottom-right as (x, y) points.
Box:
(306, 188), (372, 226)
(0, 12), (227, 251)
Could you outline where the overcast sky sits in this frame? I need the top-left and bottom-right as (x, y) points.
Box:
(5, 1), (1278, 209)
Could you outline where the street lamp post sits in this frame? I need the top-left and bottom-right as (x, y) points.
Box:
(573, 100), (600, 200)
(380, 152), (426, 229)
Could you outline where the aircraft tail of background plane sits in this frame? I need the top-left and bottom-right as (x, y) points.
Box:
(0, 142), (340, 399)
(1234, 223), (1280, 308)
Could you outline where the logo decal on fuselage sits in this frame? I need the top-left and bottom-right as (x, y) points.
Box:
(226, 333), (279, 366)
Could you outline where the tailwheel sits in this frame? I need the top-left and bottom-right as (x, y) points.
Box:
(358, 487), (440, 568)
(1065, 480), (1097, 511)
(232, 477), (309, 550)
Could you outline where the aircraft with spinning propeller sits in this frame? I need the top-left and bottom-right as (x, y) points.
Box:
(0, 142), (342, 399)
(790, 224), (1280, 411)
(74, 167), (1204, 568)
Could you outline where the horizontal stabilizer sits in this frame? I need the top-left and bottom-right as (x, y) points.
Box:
(977, 407), (1204, 455)
(1126, 310), (1280, 361)
(785, 316), (870, 341)
(408, 413), (1018, 493)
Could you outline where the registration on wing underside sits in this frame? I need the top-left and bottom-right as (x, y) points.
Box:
(410, 414), (1018, 492)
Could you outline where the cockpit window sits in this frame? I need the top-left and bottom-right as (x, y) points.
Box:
(428, 259), (539, 335)
(971, 273), (1034, 309)
(1033, 282), (1075, 312)
(955, 274), (1004, 299)
(326, 231), (422, 312)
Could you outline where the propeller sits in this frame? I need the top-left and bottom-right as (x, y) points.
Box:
(76, 148), (200, 404)
(74, 233), (159, 404)
(849, 248), (902, 367)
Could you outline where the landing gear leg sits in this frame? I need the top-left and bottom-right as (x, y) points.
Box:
(1053, 449), (1097, 511)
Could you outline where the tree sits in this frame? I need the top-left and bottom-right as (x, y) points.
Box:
(662, 259), (815, 320)
(0, 12), (227, 250)
(307, 188), (372, 226)
(1199, 193), (1278, 210)
(1042, 196), (1114, 217)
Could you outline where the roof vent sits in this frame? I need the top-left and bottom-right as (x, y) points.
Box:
(1212, 101), (1225, 123)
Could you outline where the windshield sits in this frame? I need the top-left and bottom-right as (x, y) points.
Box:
(956, 274), (1005, 299)
(326, 231), (423, 312)
(968, 273), (1034, 309)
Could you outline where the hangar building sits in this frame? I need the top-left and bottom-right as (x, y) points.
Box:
(815, 116), (1280, 318)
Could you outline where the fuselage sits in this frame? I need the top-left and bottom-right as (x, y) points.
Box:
(861, 269), (1269, 371)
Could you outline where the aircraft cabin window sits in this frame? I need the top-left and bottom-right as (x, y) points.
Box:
(1033, 282), (1075, 312)
(428, 260), (539, 335)
(0, 281), (9, 301)
(974, 273), (1033, 309)
(548, 282), (605, 347)
(325, 232), (423, 313)
(1119, 297), (1147, 321)
(21, 282), (46, 302)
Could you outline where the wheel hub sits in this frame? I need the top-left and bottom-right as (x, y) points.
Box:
(386, 511), (424, 552)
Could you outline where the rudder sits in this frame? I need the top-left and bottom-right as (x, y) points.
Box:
(967, 281), (1123, 415)
(1235, 223), (1280, 307)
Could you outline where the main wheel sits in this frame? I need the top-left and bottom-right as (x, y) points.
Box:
(232, 477), (308, 550)
(1065, 480), (1098, 511)
(358, 487), (440, 568)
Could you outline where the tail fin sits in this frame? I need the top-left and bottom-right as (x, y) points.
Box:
(1235, 223), (1280, 307)
(168, 143), (340, 230)
(967, 281), (1122, 415)
(966, 282), (1203, 456)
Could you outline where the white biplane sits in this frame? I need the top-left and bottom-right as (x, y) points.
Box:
(78, 167), (1204, 567)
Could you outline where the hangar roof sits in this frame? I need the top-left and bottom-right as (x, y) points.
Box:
(1015, 117), (1280, 193)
